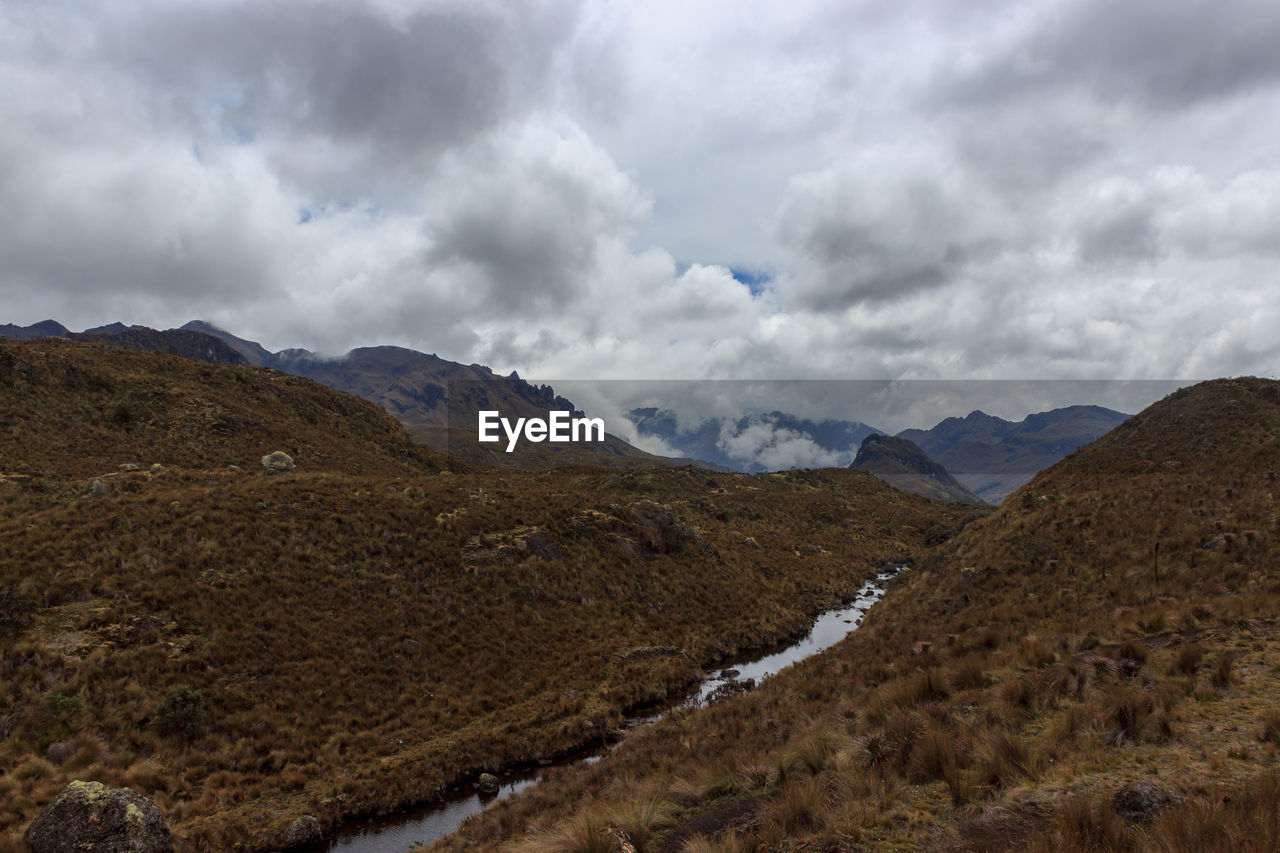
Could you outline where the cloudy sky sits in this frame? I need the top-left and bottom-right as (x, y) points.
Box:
(4, 0), (1279, 383)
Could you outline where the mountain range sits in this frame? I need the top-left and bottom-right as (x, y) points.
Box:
(1, 320), (1130, 500)
(629, 401), (1130, 502)
(0, 320), (698, 472)
(898, 404), (1131, 502)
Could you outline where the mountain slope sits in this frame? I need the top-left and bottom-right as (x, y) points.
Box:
(442, 377), (1280, 853)
(2, 319), (701, 471)
(181, 321), (711, 470)
(0, 337), (436, 479)
(897, 403), (1130, 503)
(0, 342), (980, 851)
(849, 433), (983, 503)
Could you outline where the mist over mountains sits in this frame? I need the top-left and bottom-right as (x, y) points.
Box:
(2, 319), (1132, 499)
(627, 401), (1129, 502)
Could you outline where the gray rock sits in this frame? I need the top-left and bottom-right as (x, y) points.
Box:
(477, 772), (500, 794)
(1113, 780), (1182, 824)
(281, 814), (323, 847)
(24, 780), (172, 853)
(260, 451), (296, 475)
(89, 479), (107, 497)
(44, 741), (75, 766)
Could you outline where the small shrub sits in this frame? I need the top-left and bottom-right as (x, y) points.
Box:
(949, 655), (987, 691)
(908, 727), (966, 796)
(1149, 772), (1280, 852)
(976, 729), (1035, 792)
(1117, 639), (1148, 665)
(1211, 653), (1236, 690)
(1103, 686), (1155, 746)
(767, 776), (828, 835)
(0, 588), (34, 638)
(1259, 709), (1280, 744)
(855, 731), (896, 775)
(1028, 793), (1134, 852)
(1171, 643), (1204, 676)
(1019, 635), (1057, 668)
(155, 686), (207, 741)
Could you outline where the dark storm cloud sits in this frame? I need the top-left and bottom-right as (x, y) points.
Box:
(101, 0), (581, 193)
(946, 109), (1112, 194)
(1079, 201), (1161, 264)
(937, 0), (1280, 112)
(775, 155), (1003, 310)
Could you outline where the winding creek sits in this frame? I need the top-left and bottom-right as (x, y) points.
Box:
(304, 566), (902, 853)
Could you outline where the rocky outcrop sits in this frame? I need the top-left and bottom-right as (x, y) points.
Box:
(850, 434), (982, 504)
(280, 815), (324, 848)
(24, 780), (172, 853)
(261, 450), (296, 475)
(1112, 780), (1182, 824)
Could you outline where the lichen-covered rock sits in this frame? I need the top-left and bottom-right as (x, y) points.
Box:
(281, 814), (324, 847)
(24, 780), (172, 853)
(477, 772), (500, 794)
(1112, 780), (1182, 824)
(260, 450), (296, 475)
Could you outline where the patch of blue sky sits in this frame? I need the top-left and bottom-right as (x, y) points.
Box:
(297, 200), (375, 224)
(730, 267), (773, 296)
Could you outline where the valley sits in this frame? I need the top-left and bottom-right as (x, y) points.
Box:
(0, 338), (980, 851)
(3, 336), (1277, 853)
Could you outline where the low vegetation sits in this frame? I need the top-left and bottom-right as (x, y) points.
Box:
(434, 378), (1280, 852)
(0, 339), (980, 850)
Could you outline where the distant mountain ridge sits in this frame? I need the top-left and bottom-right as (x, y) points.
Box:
(0, 320), (249, 365)
(897, 404), (1129, 503)
(849, 433), (983, 503)
(628, 402), (1129, 502)
(0, 319), (708, 471)
(1, 320), (1129, 487)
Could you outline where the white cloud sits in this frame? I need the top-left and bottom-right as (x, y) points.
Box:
(2, 0), (1279, 386)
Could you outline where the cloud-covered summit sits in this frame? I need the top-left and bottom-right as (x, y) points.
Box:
(3, 0), (1277, 381)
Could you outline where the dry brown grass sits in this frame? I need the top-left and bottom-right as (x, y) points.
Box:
(1, 339), (982, 850)
(436, 379), (1280, 853)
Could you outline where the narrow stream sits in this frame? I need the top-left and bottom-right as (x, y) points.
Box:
(303, 566), (901, 853)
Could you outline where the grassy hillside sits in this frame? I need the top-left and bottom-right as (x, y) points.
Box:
(0, 338), (439, 480)
(0, 340), (978, 851)
(438, 378), (1280, 852)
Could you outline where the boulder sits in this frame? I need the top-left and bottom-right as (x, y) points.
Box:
(24, 780), (172, 853)
(44, 741), (75, 766)
(1112, 780), (1182, 824)
(477, 772), (500, 794)
(260, 450), (296, 475)
(281, 814), (323, 847)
